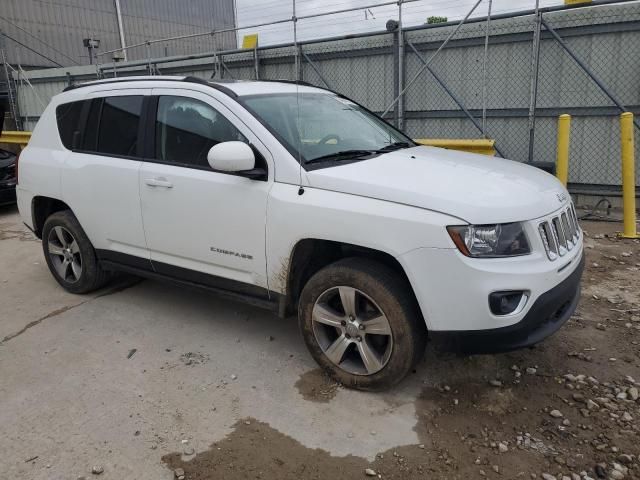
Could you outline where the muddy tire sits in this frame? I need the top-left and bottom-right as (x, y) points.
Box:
(42, 210), (110, 294)
(298, 257), (427, 391)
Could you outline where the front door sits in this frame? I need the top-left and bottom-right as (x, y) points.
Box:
(139, 88), (272, 292)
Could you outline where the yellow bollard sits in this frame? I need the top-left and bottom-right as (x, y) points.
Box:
(620, 112), (639, 238)
(555, 114), (571, 186)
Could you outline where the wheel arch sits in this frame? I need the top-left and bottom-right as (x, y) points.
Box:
(284, 238), (422, 322)
(31, 196), (73, 239)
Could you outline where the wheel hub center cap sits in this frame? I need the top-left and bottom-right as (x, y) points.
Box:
(345, 322), (359, 338)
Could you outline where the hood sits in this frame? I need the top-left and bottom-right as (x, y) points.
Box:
(306, 145), (568, 224)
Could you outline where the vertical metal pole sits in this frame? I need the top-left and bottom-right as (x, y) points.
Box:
(620, 112), (639, 238)
(297, 45), (304, 81)
(146, 42), (152, 75)
(555, 114), (571, 186)
(527, 1), (542, 163)
(481, 0), (493, 137)
(253, 45), (259, 79)
(392, 27), (399, 127)
(397, 0), (404, 130)
(293, 0), (299, 82)
(114, 0), (128, 61)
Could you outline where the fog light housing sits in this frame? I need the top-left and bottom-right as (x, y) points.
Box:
(489, 291), (525, 315)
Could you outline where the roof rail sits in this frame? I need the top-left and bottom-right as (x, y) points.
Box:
(62, 75), (243, 98)
(63, 76), (185, 92)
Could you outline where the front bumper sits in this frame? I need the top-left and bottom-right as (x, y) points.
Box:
(451, 252), (584, 353)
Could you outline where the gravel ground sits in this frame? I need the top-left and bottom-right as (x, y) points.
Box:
(0, 204), (638, 480)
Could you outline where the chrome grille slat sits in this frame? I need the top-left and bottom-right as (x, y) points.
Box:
(539, 202), (581, 261)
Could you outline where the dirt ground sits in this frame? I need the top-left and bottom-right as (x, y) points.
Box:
(1, 204), (639, 480)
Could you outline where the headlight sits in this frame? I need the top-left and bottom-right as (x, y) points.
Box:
(447, 223), (530, 258)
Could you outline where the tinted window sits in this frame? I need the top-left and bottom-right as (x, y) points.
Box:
(155, 96), (247, 168)
(96, 96), (143, 157)
(56, 101), (84, 149)
(81, 98), (102, 151)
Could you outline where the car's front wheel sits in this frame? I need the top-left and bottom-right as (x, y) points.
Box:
(42, 210), (110, 294)
(298, 258), (426, 391)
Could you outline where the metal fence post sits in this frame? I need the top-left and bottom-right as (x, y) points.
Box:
(392, 26), (400, 127)
(481, 0), (493, 137)
(253, 45), (259, 79)
(397, 0), (405, 130)
(620, 112), (639, 238)
(146, 42), (152, 75)
(555, 114), (571, 186)
(527, 4), (542, 163)
(297, 45), (303, 81)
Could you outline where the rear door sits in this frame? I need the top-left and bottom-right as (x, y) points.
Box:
(138, 88), (273, 291)
(61, 89), (151, 267)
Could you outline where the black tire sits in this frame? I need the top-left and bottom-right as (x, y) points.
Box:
(298, 257), (427, 391)
(42, 210), (110, 294)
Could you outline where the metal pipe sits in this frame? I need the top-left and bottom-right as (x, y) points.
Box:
(293, 0), (298, 81)
(254, 45), (259, 79)
(397, 0), (404, 130)
(526, 1), (542, 163)
(405, 40), (509, 157)
(541, 16), (640, 132)
(555, 114), (571, 186)
(481, 0), (493, 136)
(113, 0), (128, 61)
(381, 0), (484, 119)
(620, 112), (639, 238)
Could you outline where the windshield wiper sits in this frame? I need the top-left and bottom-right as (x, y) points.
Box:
(305, 149), (378, 165)
(377, 141), (412, 152)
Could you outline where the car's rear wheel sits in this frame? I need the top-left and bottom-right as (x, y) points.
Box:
(42, 210), (109, 294)
(298, 257), (426, 391)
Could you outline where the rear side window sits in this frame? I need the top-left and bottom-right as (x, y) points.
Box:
(81, 98), (102, 151)
(56, 101), (84, 149)
(96, 96), (143, 157)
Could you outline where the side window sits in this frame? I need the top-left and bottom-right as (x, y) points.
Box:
(55, 101), (84, 149)
(96, 96), (143, 157)
(81, 98), (102, 151)
(155, 96), (247, 168)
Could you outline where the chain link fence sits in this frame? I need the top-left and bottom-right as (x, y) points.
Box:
(13, 0), (640, 193)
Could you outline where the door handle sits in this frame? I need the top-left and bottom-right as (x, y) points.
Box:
(144, 177), (173, 188)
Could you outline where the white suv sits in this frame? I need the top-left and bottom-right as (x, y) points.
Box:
(16, 76), (584, 390)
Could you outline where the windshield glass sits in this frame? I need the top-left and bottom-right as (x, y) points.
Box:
(240, 92), (413, 164)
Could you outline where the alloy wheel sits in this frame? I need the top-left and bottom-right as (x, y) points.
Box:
(47, 226), (83, 284)
(311, 286), (393, 375)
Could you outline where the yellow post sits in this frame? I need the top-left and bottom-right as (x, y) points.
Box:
(620, 112), (639, 238)
(555, 114), (571, 186)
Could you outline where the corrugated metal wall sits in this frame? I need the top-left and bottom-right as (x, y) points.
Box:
(13, 2), (640, 189)
(0, 0), (236, 67)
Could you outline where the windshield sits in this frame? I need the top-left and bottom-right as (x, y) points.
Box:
(240, 92), (414, 165)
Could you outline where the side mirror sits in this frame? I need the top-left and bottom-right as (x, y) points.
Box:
(207, 141), (255, 172)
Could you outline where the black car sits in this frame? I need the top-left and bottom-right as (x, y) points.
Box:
(0, 106), (18, 206)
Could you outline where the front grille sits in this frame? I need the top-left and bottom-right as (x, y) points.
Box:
(539, 203), (580, 261)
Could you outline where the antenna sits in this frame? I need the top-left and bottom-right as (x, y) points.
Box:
(293, 0), (304, 195)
